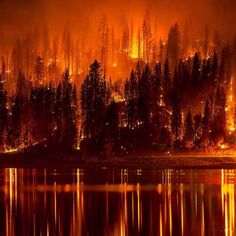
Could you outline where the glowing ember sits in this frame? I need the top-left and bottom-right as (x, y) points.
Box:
(220, 144), (229, 150)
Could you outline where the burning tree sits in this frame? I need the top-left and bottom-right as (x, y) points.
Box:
(80, 60), (107, 154)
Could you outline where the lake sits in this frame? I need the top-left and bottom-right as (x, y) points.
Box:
(0, 168), (235, 235)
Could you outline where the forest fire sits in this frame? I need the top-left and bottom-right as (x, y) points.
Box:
(0, 0), (234, 157)
(0, 1), (236, 236)
(0, 26), (234, 156)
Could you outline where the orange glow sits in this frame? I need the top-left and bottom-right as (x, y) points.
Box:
(130, 40), (139, 59)
(221, 170), (235, 236)
(220, 144), (229, 150)
(226, 77), (235, 134)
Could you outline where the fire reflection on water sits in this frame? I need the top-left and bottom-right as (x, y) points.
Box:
(222, 170), (235, 236)
(1, 168), (236, 235)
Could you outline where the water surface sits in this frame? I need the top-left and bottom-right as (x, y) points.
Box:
(0, 168), (235, 235)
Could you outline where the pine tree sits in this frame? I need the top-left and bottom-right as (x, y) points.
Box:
(167, 23), (181, 70)
(202, 100), (211, 147)
(35, 56), (44, 86)
(192, 53), (201, 86)
(71, 85), (78, 147)
(105, 100), (119, 155)
(7, 95), (21, 148)
(142, 14), (152, 63)
(62, 69), (77, 150)
(159, 39), (165, 65)
(203, 25), (209, 58)
(17, 71), (29, 99)
(212, 86), (226, 144)
(138, 64), (151, 127)
(163, 59), (171, 106)
(0, 74), (7, 149)
(98, 15), (109, 69)
(183, 111), (194, 149)
(152, 63), (162, 106)
(212, 52), (218, 83)
(55, 82), (63, 145)
(80, 60), (107, 154)
(125, 70), (138, 129)
(171, 91), (182, 146)
(194, 114), (202, 149)
(45, 83), (55, 144)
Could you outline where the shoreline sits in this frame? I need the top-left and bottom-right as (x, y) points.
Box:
(0, 151), (236, 169)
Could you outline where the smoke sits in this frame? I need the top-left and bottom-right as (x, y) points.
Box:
(0, 0), (235, 42)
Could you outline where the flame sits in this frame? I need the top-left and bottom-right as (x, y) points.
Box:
(226, 77), (235, 134)
(220, 143), (229, 150)
(221, 170), (235, 236)
(131, 41), (139, 59)
(5, 148), (18, 153)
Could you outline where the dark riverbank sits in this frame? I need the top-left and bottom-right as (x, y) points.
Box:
(1, 150), (236, 169)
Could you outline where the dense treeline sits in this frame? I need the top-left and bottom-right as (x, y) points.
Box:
(0, 68), (78, 152)
(0, 23), (235, 156)
(80, 44), (236, 156)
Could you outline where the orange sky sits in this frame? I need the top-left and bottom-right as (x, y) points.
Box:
(0, 0), (235, 41)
